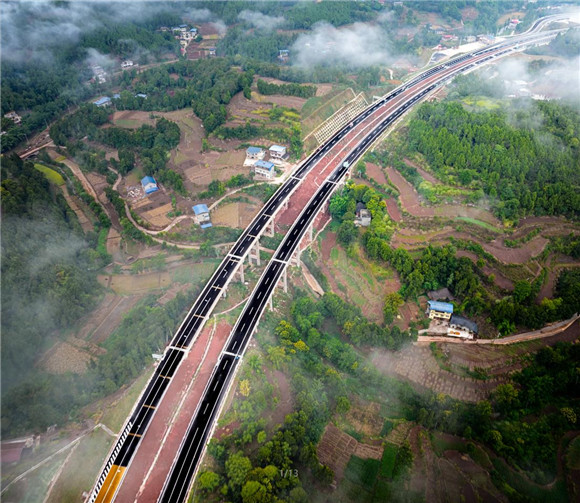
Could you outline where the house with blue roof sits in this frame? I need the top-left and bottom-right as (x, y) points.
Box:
(192, 204), (212, 228)
(427, 300), (454, 320)
(141, 176), (159, 195)
(254, 160), (275, 179)
(93, 96), (111, 107)
(246, 146), (265, 160)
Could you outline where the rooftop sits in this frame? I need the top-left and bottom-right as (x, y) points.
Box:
(246, 146), (263, 154)
(192, 203), (210, 215)
(254, 160), (275, 170)
(450, 315), (478, 334)
(269, 145), (286, 152)
(93, 96), (111, 105)
(141, 176), (157, 186)
(427, 301), (454, 313)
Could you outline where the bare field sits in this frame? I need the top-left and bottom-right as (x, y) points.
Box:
(365, 162), (389, 185)
(212, 201), (260, 229)
(385, 166), (499, 225)
(98, 271), (172, 293)
(38, 337), (105, 375)
(317, 423), (383, 482)
(141, 202), (173, 227)
(111, 110), (156, 129)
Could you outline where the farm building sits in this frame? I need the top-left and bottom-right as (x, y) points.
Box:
(121, 60), (133, 68)
(427, 300), (453, 320)
(141, 176), (159, 195)
(254, 160), (275, 179)
(192, 204), (212, 228)
(93, 96), (111, 107)
(448, 315), (478, 340)
(269, 145), (287, 160)
(135, 93), (148, 99)
(246, 146), (265, 161)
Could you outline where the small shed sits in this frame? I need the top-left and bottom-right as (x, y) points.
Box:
(254, 160), (275, 179)
(141, 176), (159, 194)
(192, 204), (212, 228)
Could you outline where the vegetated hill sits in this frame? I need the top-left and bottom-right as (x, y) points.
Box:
(406, 100), (580, 221)
(0, 154), (103, 392)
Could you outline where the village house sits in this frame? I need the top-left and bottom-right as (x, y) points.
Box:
(93, 96), (111, 107)
(141, 176), (159, 195)
(268, 145), (287, 160)
(254, 160), (275, 179)
(121, 60), (134, 68)
(448, 315), (478, 340)
(4, 111), (22, 124)
(192, 204), (212, 228)
(278, 49), (290, 63)
(246, 146), (265, 161)
(427, 300), (454, 321)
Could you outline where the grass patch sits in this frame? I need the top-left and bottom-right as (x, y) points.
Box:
(380, 442), (398, 479)
(170, 260), (220, 285)
(3, 450), (70, 503)
(100, 367), (155, 431)
(330, 248), (339, 261)
(345, 455), (381, 487)
(380, 419), (395, 437)
(46, 428), (113, 503)
(455, 216), (499, 232)
(35, 163), (65, 186)
(114, 119), (145, 128)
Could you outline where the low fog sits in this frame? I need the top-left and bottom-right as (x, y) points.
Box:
(291, 21), (397, 69)
(238, 10), (285, 31)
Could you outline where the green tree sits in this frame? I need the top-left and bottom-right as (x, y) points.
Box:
(226, 452), (252, 493)
(198, 471), (220, 492)
(383, 292), (404, 324)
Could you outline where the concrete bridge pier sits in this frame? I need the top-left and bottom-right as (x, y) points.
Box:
(249, 241), (261, 266)
(264, 219), (275, 238)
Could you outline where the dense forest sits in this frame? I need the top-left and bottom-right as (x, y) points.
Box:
(405, 101), (580, 220)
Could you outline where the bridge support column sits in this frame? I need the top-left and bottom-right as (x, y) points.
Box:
(249, 241), (261, 266)
(308, 222), (313, 243)
(264, 219), (275, 238)
(237, 261), (245, 284)
(268, 295), (273, 312)
(278, 267), (288, 294)
(290, 247), (302, 268)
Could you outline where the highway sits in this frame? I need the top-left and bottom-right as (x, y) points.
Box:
(88, 18), (568, 503)
(156, 27), (566, 503)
